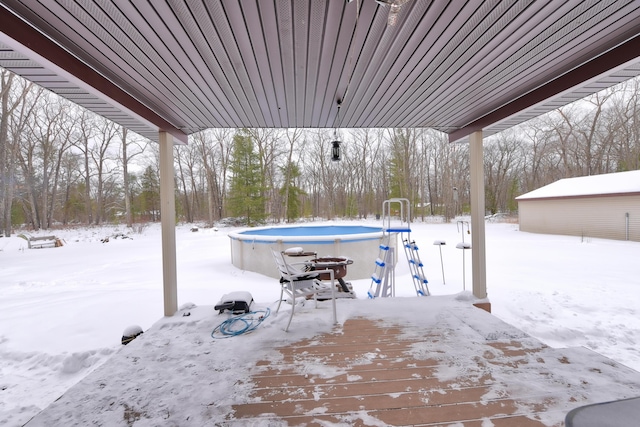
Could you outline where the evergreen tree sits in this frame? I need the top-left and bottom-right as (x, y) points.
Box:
(388, 129), (412, 200)
(140, 166), (160, 221)
(228, 130), (265, 226)
(279, 161), (305, 222)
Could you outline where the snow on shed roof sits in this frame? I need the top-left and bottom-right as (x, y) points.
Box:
(516, 170), (640, 200)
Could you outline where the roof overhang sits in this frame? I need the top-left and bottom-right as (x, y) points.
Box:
(1, 1), (639, 144)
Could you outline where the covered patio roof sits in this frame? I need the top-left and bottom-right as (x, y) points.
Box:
(1, 0), (640, 144)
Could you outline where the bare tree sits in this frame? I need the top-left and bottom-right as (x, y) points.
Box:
(605, 79), (640, 171)
(0, 72), (38, 235)
(119, 127), (148, 227)
(47, 102), (78, 228)
(175, 143), (198, 223)
(278, 128), (303, 222)
(72, 109), (96, 224)
(17, 93), (73, 229)
(190, 128), (233, 225)
(484, 130), (524, 214)
(91, 116), (118, 224)
(59, 151), (83, 224)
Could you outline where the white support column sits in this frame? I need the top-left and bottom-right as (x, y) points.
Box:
(159, 131), (178, 316)
(469, 130), (488, 302)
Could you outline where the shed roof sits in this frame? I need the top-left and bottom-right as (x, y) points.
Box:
(516, 170), (640, 200)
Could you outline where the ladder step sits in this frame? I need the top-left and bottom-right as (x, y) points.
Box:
(409, 259), (424, 267)
(404, 242), (419, 250)
(413, 275), (428, 284)
(371, 274), (381, 284)
(375, 258), (385, 267)
(379, 244), (390, 250)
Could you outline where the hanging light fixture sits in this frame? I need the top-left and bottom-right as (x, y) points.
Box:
(376, 0), (412, 26)
(332, 101), (342, 162)
(331, 140), (341, 161)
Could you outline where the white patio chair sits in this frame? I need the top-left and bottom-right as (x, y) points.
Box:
(271, 249), (337, 331)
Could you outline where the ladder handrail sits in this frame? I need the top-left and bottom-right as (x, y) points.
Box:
(370, 198), (429, 298)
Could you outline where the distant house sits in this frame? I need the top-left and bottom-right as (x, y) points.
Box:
(516, 170), (640, 242)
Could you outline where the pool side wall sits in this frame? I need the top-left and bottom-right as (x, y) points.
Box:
(229, 233), (397, 280)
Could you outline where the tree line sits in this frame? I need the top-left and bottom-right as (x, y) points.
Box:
(1, 69), (640, 235)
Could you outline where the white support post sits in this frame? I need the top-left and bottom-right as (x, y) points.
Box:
(469, 130), (487, 301)
(159, 131), (178, 316)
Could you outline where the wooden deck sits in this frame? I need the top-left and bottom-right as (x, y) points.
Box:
(228, 315), (640, 426)
(24, 298), (640, 426)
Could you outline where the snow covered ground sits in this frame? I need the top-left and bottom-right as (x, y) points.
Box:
(1, 219), (639, 426)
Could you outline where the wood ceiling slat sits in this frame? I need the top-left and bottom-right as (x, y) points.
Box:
(231, 0), (275, 126)
(356, 1), (481, 128)
(416, 0), (550, 126)
(431, 0), (639, 129)
(2, 0), (640, 139)
(272, 0), (296, 126)
(157, 0), (246, 128)
(255, 0), (288, 127)
(412, 1), (589, 128)
(385, 0), (538, 128)
(449, 35), (640, 141)
(0, 67), (51, 75)
(338, 0), (419, 128)
(186, 0), (256, 128)
(396, 0), (512, 125)
(220, 0), (271, 127)
(304, 1), (327, 126)
(72, 1), (203, 129)
(458, 9), (640, 132)
(315, 0), (365, 128)
(354, 1), (458, 127)
(292, 1), (309, 125)
(406, 0), (612, 128)
(55, 88), (91, 95)
(26, 0), (205, 131)
(115, 1), (214, 129)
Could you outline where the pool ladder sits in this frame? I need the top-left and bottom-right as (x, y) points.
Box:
(368, 198), (429, 298)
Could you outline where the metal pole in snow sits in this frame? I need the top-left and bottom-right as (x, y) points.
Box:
(456, 242), (471, 290)
(433, 240), (446, 284)
(456, 221), (471, 291)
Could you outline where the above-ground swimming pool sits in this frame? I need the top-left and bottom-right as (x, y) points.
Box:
(228, 224), (389, 279)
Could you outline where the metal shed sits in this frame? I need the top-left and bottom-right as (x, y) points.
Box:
(516, 170), (640, 241)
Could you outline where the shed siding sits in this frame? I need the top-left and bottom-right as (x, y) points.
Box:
(518, 195), (640, 241)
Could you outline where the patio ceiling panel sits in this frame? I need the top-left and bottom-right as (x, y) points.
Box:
(337, 0), (431, 128)
(137, 1), (231, 128)
(316, 0), (374, 128)
(0, 37), (162, 142)
(454, 34), (640, 140)
(188, 1), (257, 128)
(247, 0), (287, 127)
(42, 1), (206, 131)
(302, 1), (326, 126)
(425, 0), (569, 127)
(352, 1), (463, 130)
(397, 1), (516, 130)
(433, 1), (637, 131)
(1, 0), (640, 143)
(224, 0), (273, 128)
